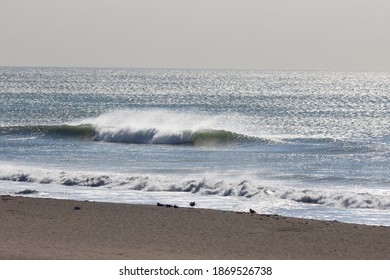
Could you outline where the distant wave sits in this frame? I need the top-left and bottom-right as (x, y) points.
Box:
(2, 109), (383, 151)
(1, 168), (389, 210)
(1, 123), (381, 154)
(0, 124), (268, 146)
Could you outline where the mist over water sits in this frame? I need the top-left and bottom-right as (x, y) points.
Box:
(1, 67), (390, 225)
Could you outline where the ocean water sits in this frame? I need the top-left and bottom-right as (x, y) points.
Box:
(1, 67), (389, 225)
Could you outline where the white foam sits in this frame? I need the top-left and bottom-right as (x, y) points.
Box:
(1, 163), (389, 211)
(89, 109), (221, 132)
(79, 109), (269, 142)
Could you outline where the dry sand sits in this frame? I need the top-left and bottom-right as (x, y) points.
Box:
(1, 195), (389, 260)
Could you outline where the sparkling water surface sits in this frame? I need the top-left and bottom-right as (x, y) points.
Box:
(1, 67), (389, 225)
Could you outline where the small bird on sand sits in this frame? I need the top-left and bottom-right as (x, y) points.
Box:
(173, 205), (179, 208)
(157, 202), (165, 207)
(249, 208), (256, 214)
(189, 201), (195, 207)
(73, 206), (81, 210)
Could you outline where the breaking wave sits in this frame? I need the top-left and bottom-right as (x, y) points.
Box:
(0, 110), (272, 146)
(0, 123), (266, 145)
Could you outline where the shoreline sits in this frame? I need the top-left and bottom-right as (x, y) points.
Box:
(1, 195), (389, 260)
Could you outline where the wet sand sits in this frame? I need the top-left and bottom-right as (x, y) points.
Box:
(1, 195), (389, 259)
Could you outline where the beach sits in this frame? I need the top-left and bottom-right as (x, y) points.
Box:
(1, 195), (389, 260)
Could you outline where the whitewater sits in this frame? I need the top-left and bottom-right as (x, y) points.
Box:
(1, 67), (389, 225)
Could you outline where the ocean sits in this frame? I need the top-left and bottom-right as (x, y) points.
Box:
(1, 67), (389, 225)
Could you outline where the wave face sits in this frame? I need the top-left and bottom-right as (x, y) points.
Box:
(93, 128), (261, 145)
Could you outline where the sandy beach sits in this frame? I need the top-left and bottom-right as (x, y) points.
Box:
(0, 195), (389, 260)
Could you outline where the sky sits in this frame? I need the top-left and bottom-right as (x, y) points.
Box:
(1, 0), (389, 71)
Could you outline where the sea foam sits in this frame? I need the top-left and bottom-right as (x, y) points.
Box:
(1, 164), (389, 210)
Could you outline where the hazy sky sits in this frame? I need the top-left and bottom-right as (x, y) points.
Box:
(1, 0), (389, 71)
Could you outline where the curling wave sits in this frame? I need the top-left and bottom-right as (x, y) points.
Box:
(0, 124), (267, 146)
(1, 109), (277, 145)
